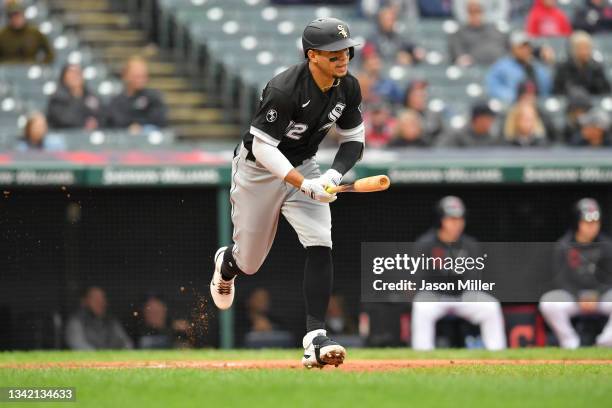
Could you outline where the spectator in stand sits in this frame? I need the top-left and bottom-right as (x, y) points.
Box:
(47, 64), (105, 130)
(553, 31), (611, 96)
(563, 89), (593, 142)
(437, 102), (499, 147)
(16, 112), (65, 151)
(453, 0), (509, 24)
(513, 80), (558, 141)
(243, 288), (293, 348)
(569, 108), (612, 147)
(448, 0), (509, 66)
(356, 50), (404, 106)
(403, 79), (445, 140)
(526, 0), (573, 37)
(364, 101), (397, 148)
(356, 71), (377, 109)
(361, 0), (420, 22)
(0, 1), (54, 64)
(573, 0), (612, 33)
(387, 109), (430, 147)
(502, 102), (549, 146)
(65, 286), (133, 350)
(486, 31), (552, 104)
(134, 294), (190, 349)
(107, 56), (168, 133)
(246, 288), (286, 333)
(363, 6), (425, 65)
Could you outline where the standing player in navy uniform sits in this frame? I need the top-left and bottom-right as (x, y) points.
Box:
(209, 18), (364, 368)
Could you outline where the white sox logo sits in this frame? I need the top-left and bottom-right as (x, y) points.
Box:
(337, 24), (348, 38)
(319, 102), (346, 132)
(328, 102), (346, 121)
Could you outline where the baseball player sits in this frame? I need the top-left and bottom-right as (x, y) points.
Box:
(539, 198), (612, 348)
(209, 18), (364, 368)
(411, 196), (507, 350)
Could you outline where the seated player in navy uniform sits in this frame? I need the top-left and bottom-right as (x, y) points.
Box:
(411, 196), (507, 350)
(539, 198), (612, 348)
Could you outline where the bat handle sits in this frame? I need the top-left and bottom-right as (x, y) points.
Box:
(326, 184), (349, 194)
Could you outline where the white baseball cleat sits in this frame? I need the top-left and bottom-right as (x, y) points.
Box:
(209, 246), (235, 310)
(302, 331), (346, 369)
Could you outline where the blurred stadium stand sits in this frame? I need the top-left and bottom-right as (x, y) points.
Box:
(52, 0), (242, 139)
(2, 0), (612, 144)
(145, 0), (612, 137)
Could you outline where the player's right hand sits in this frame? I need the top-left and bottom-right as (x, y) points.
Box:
(300, 178), (337, 203)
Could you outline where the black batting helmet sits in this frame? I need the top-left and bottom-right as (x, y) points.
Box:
(435, 196), (466, 227)
(572, 198), (601, 230)
(302, 17), (360, 60)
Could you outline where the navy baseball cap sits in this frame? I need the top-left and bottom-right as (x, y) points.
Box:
(576, 198), (601, 222)
(439, 196), (466, 218)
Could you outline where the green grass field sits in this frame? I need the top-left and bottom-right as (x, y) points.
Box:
(1, 349), (611, 408)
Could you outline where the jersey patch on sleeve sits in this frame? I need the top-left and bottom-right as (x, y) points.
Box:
(266, 109), (278, 122)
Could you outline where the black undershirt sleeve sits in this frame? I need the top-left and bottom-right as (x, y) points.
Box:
(331, 76), (364, 175)
(331, 141), (364, 175)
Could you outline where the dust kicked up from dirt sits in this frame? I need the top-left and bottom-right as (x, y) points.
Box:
(185, 287), (211, 346)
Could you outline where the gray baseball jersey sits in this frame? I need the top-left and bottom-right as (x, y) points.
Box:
(230, 61), (363, 274)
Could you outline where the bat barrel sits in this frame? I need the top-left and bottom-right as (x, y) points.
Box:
(352, 175), (390, 193)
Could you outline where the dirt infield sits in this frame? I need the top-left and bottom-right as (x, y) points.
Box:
(4, 359), (612, 372)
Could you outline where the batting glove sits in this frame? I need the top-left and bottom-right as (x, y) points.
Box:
(300, 178), (337, 203)
(321, 169), (343, 190)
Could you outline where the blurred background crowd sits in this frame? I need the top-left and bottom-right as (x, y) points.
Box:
(1, 0), (612, 150)
(348, 0), (612, 149)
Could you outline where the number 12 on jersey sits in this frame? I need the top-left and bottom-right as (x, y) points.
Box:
(285, 121), (309, 140)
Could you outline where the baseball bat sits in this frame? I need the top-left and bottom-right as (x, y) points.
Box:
(326, 175), (390, 193)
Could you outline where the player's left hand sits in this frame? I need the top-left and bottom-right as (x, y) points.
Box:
(300, 178), (337, 203)
(321, 169), (342, 192)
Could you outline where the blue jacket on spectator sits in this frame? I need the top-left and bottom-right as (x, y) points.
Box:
(486, 56), (552, 104)
(418, 0), (453, 18)
(16, 134), (66, 152)
(372, 78), (404, 105)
